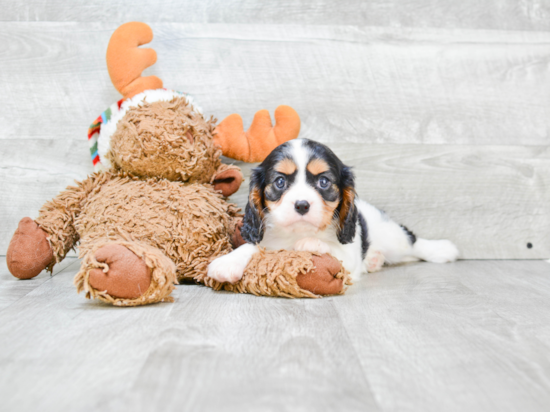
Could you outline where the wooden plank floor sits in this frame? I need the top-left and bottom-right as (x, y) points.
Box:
(1, 256), (549, 412)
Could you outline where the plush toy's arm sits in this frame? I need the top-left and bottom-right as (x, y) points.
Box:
(204, 250), (351, 298)
(36, 173), (109, 262)
(211, 163), (243, 197)
(7, 173), (110, 279)
(214, 105), (301, 163)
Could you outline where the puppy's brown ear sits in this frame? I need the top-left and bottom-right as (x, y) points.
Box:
(336, 166), (358, 244)
(241, 167), (266, 244)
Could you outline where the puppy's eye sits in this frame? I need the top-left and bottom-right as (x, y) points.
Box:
(275, 176), (286, 189)
(318, 176), (330, 189)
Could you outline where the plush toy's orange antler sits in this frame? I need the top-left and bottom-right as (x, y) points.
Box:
(106, 22), (163, 99)
(214, 105), (301, 163)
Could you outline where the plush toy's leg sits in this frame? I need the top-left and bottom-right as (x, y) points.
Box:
(214, 250), (351, 298)
(88, 244), (152, 299)
(6, 217), (54, 279)
(6, 174), (109, 279)
(75, 240), (177, 307)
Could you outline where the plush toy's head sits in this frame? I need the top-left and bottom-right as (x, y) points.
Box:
(89, 21), (302, 191)
(104, 93), (221, 184)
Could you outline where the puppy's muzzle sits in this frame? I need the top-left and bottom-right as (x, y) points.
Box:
(294, 200), (310, 215)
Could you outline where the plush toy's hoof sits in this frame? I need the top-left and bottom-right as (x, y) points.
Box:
(296, 254), (344, 295)
(7, 217), (54, 279)
(89, 244), (152, 299)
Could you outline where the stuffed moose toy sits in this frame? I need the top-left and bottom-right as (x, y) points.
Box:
(6, 22), (350, 306)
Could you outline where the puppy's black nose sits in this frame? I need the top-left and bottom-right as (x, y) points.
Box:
(294, 200), (310, 215)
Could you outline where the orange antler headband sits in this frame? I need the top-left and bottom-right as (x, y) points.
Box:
(214, 106), (301, 163)
(104, 22), (300, 162)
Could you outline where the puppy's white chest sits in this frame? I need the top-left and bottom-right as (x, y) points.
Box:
(259, 224), (333, 252)
(259, 232), (299, 251)
(293, 237), (332, 254)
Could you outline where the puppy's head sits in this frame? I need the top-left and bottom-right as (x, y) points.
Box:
(241, 138), (357, 244)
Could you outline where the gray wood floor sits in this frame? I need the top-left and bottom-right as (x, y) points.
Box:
(1, 257), (550, 412)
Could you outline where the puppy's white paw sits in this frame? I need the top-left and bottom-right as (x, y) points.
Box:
(207, 254), (247, 284)
(366, 249), (385, 273)
(293, 237), (332, 254)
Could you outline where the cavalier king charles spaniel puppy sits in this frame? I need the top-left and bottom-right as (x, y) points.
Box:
(208, 138), (459, 284)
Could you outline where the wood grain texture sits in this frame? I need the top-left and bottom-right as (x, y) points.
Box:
(3, 1), (550, 31)
(1, 257), (550, 411)
(0, 23), (549, 146)
(333, 260), (550, 412)
(0, 138), (91, 257)
(0, 257), (78, 311)
(0, 257), (379, 412)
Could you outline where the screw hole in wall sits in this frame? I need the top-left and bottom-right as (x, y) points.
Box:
(527, 243), (533, 249)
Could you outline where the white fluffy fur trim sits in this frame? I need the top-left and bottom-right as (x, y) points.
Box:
(97, 89), (202, 169)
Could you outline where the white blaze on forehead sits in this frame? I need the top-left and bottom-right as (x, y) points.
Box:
(289, 139), (310, 185)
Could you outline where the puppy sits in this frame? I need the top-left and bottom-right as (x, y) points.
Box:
(208, 138), (459, 284)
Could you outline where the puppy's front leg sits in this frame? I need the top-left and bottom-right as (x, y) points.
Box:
(207, 244), (259, 284)
(294, 237), (331, 255)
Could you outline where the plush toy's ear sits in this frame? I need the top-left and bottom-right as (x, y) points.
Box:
(106, 22), (163, 99)
(212, 167), (243, 197)
(240, 167), (266, 244)
(214, 105), (300, 163)
(336, 166), (358, 244)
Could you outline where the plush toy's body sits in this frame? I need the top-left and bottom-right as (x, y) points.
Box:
(42, 172), (240, 305)
(6, 22), (349, 305)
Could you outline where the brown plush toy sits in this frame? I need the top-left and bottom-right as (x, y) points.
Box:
(6, 22), (349, 306)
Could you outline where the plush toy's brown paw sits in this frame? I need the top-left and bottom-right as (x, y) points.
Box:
(7, 217), (54, 279)
(296, 254), (344, 295)
(88, 244), (152, 299)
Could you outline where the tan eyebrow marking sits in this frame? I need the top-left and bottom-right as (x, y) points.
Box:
(275, 158), (297, 175)
(307, 158), (330, 175)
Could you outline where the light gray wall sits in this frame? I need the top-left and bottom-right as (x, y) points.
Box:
(0, 2), (548, 258)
